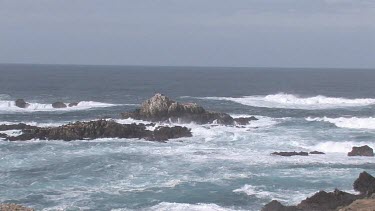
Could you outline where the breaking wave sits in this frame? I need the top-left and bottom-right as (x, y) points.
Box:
(193, 93), (375, 109)
(0, 100), (120, 112)
(306, 117), (375, 130)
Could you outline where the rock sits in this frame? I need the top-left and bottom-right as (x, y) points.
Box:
(338, 195), (375, 211)
(52, 102), (67, 108)
(68, 102), (79, 107)
(234, 116), (258, 125)
(271, 151), (309, 157)
(0, 123), (38, 131)
(0, 204), (34, 211)
(353, 171), (375, 196)
(261, 200), (300, 211)
(310, 151), (325, 155)
(296, 189), (359, 211)
(121, 93), (235, 125)
(15, 99), (30, 108)
(6, 120), (191, 142)
(0, 133), (7, 138)
(348, 145), (374, 157)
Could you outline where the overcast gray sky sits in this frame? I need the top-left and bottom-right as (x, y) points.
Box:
(1, 0), (375, 68)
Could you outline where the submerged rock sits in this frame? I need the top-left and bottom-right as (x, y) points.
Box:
(348, 145), (374, 157)
(121, 93), (236, 125)
(68, 102), (79, 107)
(6, 120), (191, 142)
(0, 203), (34, 211)
(15, 99), (30, 108)
(234, 116), (258, 125)
(52, 102), (67, 108)
(353, 171), (375, 196)
(309, 151), (325, 155)
(271, 151), (309, 157)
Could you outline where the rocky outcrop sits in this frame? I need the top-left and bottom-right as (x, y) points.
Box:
(121, 93), (238, 125)
(0, 203), (34, 211)
(348, 145), (374, 157)
(262, 172), (375, 211)
(310, 151), (325, 155)
(15, 99), (30, 108)
(233, 116), (258, 125)
(52, 102), (67, 108)
(353, 171), (375, 196)
(271, 151), (309, 156)
(5, 120), (191, 142)
(0, 123), (38, 131)
(68, 102), (79, 107)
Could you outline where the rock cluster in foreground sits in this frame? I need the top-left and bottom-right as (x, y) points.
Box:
(262, 171), (375, 211)
(121, 93), (258, 125)
(0, 203), (33, 211)
(1, 120), (192, 142)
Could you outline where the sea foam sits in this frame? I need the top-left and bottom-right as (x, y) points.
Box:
(192, 93), (375, 109)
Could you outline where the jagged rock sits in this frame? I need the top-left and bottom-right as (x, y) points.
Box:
(6, 120), (191, 142)
(310, 151), (325, 155)
(338, 194), (375, 211)
(353, 171), (375, 196)
(296, 189), (359, 211)
(271, 151), (309, 157)
(121, 93), (235, 125)
(68, 102), (79, 107)
(348, 145), (374, 157)
(0, 133), (7, 138)
(234, 116), (258, 125)
(52, 102), (67, 108)
(0, 123), (38, 131)
(15, 99), (30, 108)
(261, 200), (299, 211)
(0, 203), (34, 211)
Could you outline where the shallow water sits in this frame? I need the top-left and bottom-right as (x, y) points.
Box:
(1, 64), (375, 210)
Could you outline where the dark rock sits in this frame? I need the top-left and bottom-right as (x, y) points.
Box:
(121, 93), (235, 125)
(0, 133), (7, 138)
(15, 99), (30, 108)
(52, 102), (67, 108)
(234, 116), (258, 125)
(310, 151), (325, 155)
(348, 145), (374, 157)
(68, 102), (79, 107)
(296, 189), (360, 211)
(262, 200), (300, 211)
(271, 151), (309, 157)
(6, 120), (192, 142)
(0, 123), (38, 131)
(353, 171), (375, 196)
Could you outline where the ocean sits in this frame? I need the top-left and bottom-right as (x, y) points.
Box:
(1, 64), (375, 210)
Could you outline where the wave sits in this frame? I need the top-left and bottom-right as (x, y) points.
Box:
(192, 93), (375, 109)
(0, 100), (120, 112)
(306, 117), (375, 130)
(148, 202), (239, 211)
(311, 141), (375, 153)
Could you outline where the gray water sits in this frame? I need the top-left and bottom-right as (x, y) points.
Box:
(1, 64), (375, 210)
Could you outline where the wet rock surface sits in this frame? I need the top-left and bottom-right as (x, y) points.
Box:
(353, 171), (375, 196)
(52, 102), (67, 108)
(68, 102), (79, 107)
(121, 93), (245, 125)
(15, 99), (29, 108)
(348, 145), (374, 157)
(0, 123), (38, 131)
(3, 120), (191, 142)
(0, 203), (34, 211)
(233, 116), (258, 125)
(271, 151), (309, 156)
(309, 151), (325, 155)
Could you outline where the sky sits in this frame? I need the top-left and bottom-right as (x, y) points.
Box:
(1, 0), (375, 68)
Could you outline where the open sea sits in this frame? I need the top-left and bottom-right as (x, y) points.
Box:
(1, 64), (375, 210)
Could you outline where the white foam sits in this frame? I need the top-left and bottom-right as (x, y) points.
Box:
(306, 116), (375, 130)
(195, 93), (375, 109)
(148, 202), (239, 211)
(312, 141), (375, 153)
(0, 100), (119, 113)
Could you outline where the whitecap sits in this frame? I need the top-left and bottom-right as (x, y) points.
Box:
(306, 116), (375, 130)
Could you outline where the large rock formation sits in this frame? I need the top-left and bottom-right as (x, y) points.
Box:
(4, 120), (191, 142)
(52, 102), (67, 108)
(348, 145), (374, 157)
(353, 171), (375, 196)
(121, 93), (253, 125)
(338, 194), (375, 211)
(15, 99), (30, 108)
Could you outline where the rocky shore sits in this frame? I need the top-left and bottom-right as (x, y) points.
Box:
(262, 171), (375, 211)
(0, 203), (33, 211)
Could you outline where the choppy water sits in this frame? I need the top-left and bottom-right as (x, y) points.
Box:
(1, 64), (375, 210)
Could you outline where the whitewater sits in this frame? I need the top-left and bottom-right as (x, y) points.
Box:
(1, 65), (375, 211)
